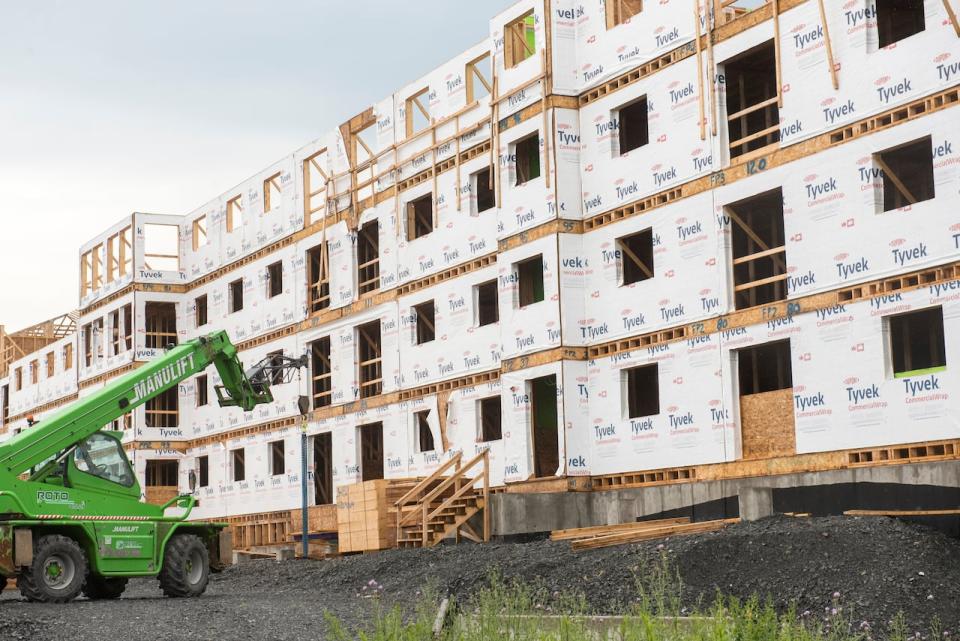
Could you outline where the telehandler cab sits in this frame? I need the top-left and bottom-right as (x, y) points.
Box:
(0, 331), (305, 602)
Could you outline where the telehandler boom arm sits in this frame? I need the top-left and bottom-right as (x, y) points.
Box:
(0, 330), (303, 482)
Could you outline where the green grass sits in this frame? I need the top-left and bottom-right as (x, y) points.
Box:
(322, 553), (939, 641)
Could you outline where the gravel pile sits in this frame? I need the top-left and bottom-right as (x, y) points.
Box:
(1, 515), (957, 640)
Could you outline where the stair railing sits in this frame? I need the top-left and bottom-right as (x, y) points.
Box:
(395, 449), (490, 546)
(395, 451), (462, 541)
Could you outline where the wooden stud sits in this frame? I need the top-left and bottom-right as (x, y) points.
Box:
(706, 2), (718, 137)
(694, 0), (706, 140)
(772, 0), (783, 109)
(816, 0), (839, 90)
(541, 50), (551, 191)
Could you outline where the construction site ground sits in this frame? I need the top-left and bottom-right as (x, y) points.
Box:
(2, 515), (958, 640)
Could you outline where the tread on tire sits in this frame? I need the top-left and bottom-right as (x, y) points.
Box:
(18, 534), (88, 603)
(158, 533), (210, 598)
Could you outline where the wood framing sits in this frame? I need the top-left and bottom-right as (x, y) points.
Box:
(504, 10), (536, 69)
(302, 149), (328, 226)
(405, 87), (431, 138)
(226, 194), (242, 232)
(465, 52), (493, 104)
(263, 172), (282, 213)
(191, 215), (207, 251)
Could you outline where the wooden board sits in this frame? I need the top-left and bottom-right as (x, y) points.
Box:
(550, 517), (690, 541)
(571, 518), (739, 551)
(739, 388), (796, 460)
(844, 509), (960, 517)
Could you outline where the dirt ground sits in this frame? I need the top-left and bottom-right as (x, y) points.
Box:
(1, 515), (958, 641)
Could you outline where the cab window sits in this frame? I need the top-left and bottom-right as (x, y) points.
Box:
(74, 433), (135, 487)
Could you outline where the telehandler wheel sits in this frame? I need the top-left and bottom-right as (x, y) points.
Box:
(158, 534), (210, 598)
(82, 576), (128, 600)
(18, 534), (88, 603)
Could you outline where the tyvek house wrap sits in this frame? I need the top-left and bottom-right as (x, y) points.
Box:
(776, 0), (960, 147)
(577, 279), (960, 478)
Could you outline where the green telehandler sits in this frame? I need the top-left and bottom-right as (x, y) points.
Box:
(0, 330), (306, 602)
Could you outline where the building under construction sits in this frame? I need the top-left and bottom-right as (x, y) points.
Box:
(2, 0), (959, 551)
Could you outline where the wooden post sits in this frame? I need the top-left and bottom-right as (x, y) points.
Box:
(540, 49), (551, 190)
(431, 124), (439, 229)
(772, 0), (783, 109)
(482, 449), (490, 542)
(706, 2), (718, 136)
(422, 503), (428, 546)
(454, 114), (462, 212)
(694, 0), (706, 140)
(817, 0), (839, 90)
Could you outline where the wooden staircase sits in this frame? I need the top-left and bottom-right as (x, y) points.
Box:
(394, 450), (490, 548)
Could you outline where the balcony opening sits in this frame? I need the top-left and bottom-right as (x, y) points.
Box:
(357, 321), (382, 398)
(505, 10), (536, 68)
(197, 455), (209, 487)
(479, 395), (502, 442)
(415, 409), (435, 453)
(143, 223), (180, 272)
(357, 220), (380, 295)
(196, 374), (208, 407)
(145, 387), (179, 428)
(144, 302), (177, 349)
(359, 421), (384, 481)
(728, 188), (786, 310)
(312, 432), (333, 505)
(263, 172), (282, 213)
(723, 41), (779, 159)
(307, 243), (330, 313)
(229, 279), (244, 313)
(530, 374), (559, 478)
(737, 339), (795, 459)
(269, 440), (285, 476)
(267, 261), (283, 298)
(476, 280), (499, 326)
(195, 295), (208, 327)
(145, 459), (178, 486)
(232, 448), (245, 482)
(310, 336), (332, 409)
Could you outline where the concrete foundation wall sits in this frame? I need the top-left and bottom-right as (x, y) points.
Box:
(489, 461), (960, 535)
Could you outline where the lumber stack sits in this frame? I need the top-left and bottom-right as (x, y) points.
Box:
(336, 478), (419, 553)
(554, 517), (740, 551)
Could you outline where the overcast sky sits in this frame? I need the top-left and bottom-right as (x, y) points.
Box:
(0, 0), (514, 331)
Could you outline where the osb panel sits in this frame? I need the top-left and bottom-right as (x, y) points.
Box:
(740, 388), (796, 460)
(143, 486), (178, 506)
(289, 504), (338, 535)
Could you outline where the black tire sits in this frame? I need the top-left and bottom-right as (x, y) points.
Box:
(18, 534), (88, 603)
(158, 534), (209, 598)
(82, 576), (128, 600)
